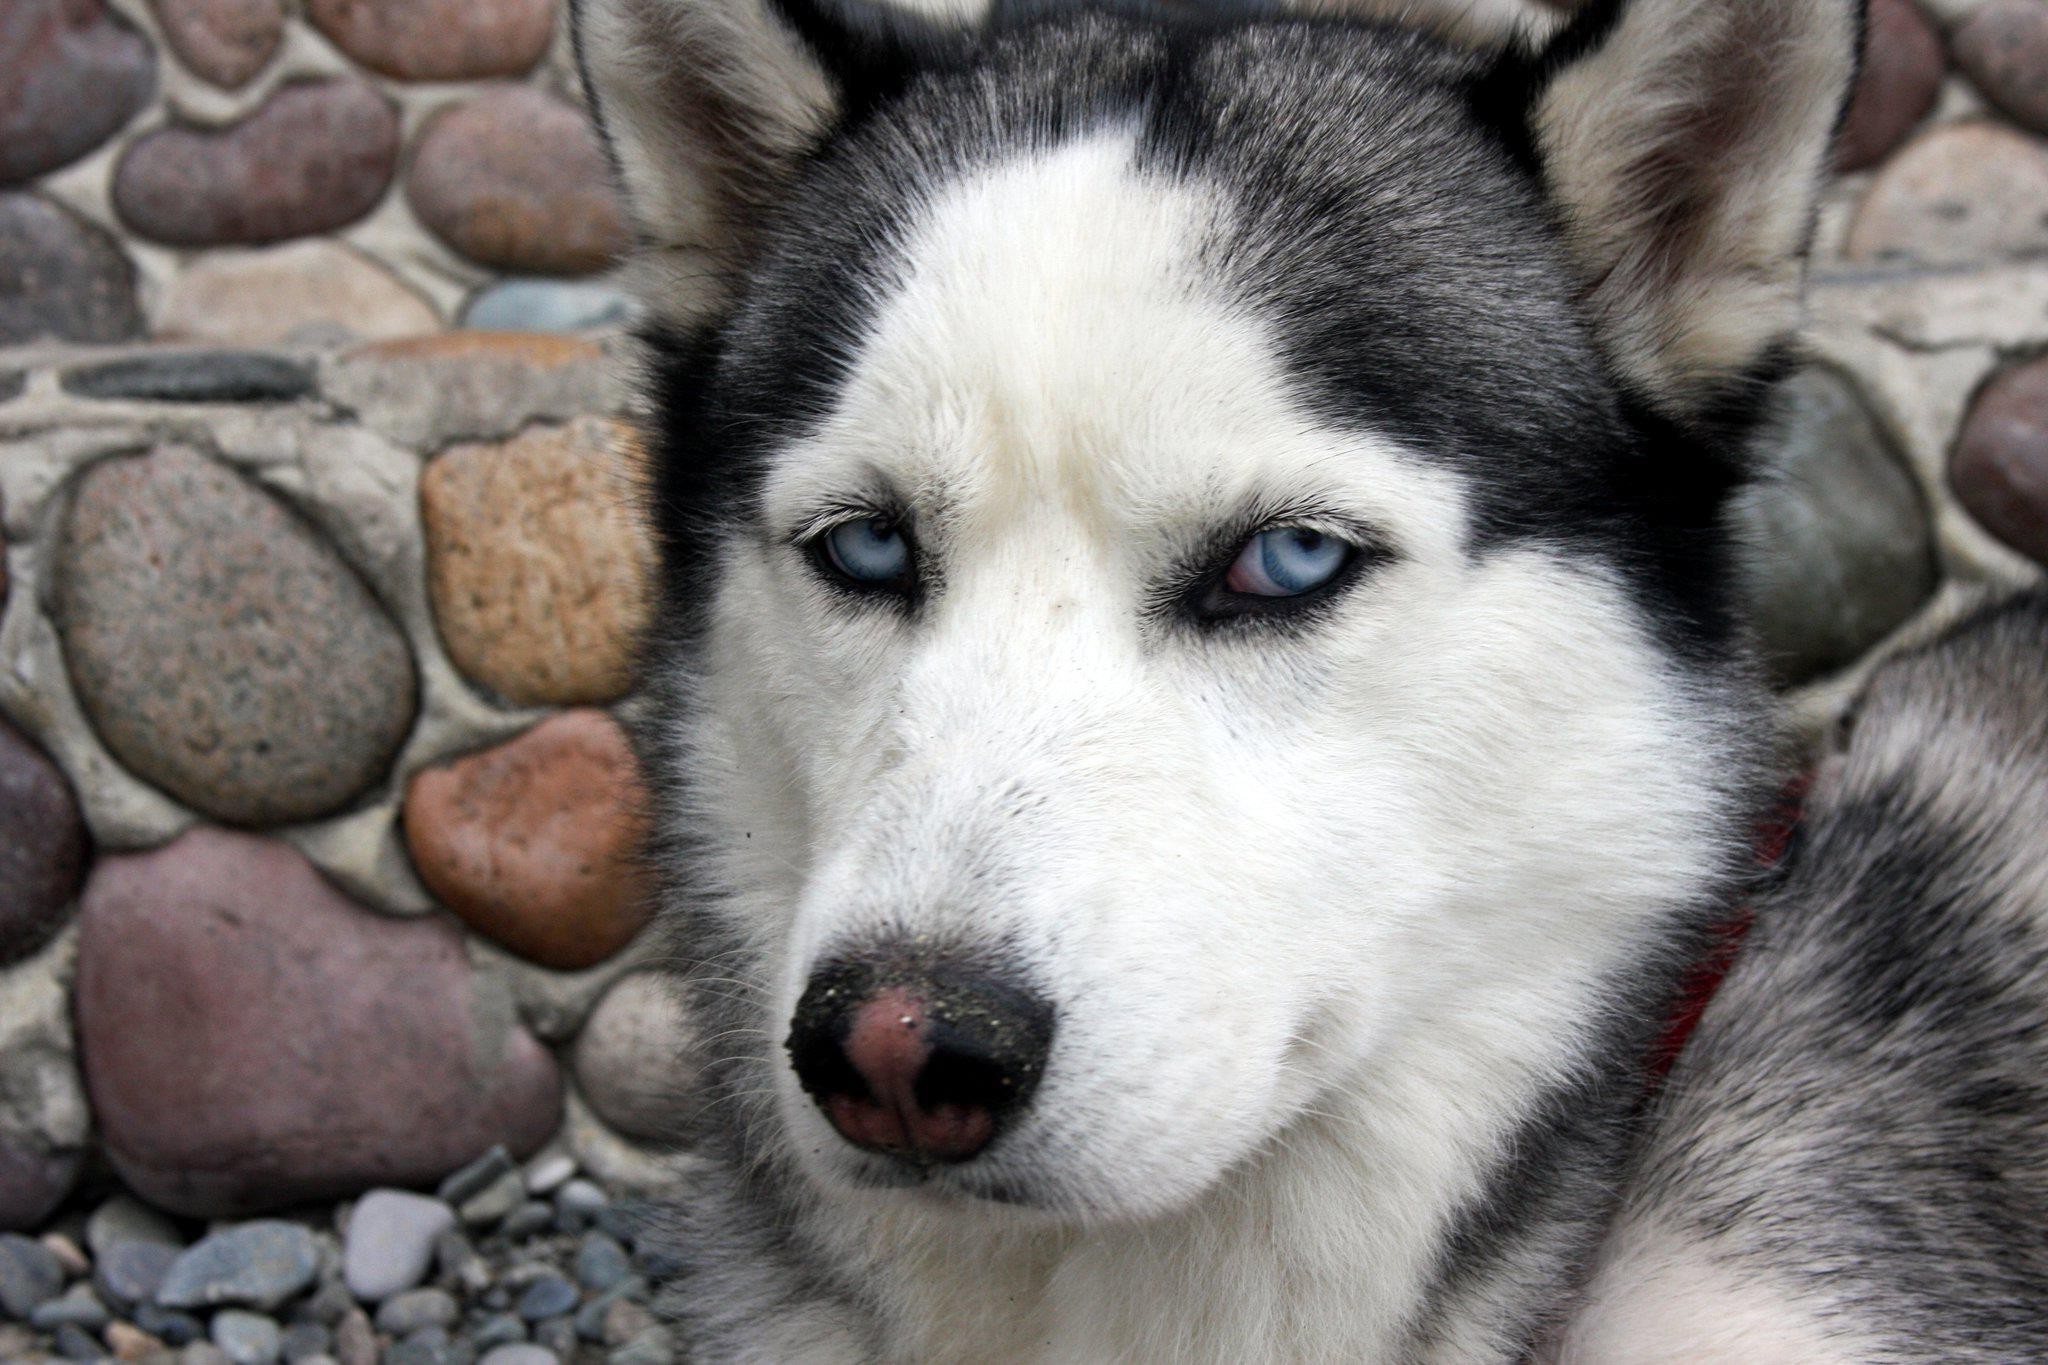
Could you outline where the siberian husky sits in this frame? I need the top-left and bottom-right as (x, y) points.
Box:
(568, 0), (1876, 1356)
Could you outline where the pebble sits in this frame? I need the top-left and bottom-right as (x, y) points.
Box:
(0, 717), (89, 968)
(571, 974), (706, 1143)
(554, 1183), (608, 1223)
(1834, 0), (1946, 172)
(78, 830), (563, 1218)
(106, 1320), (166, 1360)
(403, 711), (654, 970)
(514, 1275), (578, 1324)
(53, 1321), (102, 1361)
(0, 1233), (66, 1319)
(211, 1309), (282, 1365)
(573, 1236), (632, 1297)
(534, 1319), (578, 1359)
(306, 0), (554, 80)
(376, 1289), (460, 1337)
(521, 1157), (575, 1200)
(1845, 123), (2048, 266)
(135, 1304), (205, 1346)
(0, 0), (156, 185)
(279, 1322), (331, 1363)
(30, 1284), (110, 1332)
(607, 1330), (675, 1365)
(461, 280), (635, 335)
(55, 445), (417, 824)
(406, 90), (627, 275)
(343, 1191), (456, 1303)
(1737, 366), (1937, 684)
(479, 1348), (555, 1365)
(292, 1279), (353, 1328)
(458, 1173), (527, 1233)
(147, 0), (284, 89)
(472, 1314), (527, 1351)
(432, 1232), (490, 1299)
(332, 1309), (375, 1365)
(419, 420), (657, 706)
(94, 1241), (177, 1310)
(39, 1235), (89, 1280)
(87, 1196), (184, 1260)
(157, 1222), (320, 1313)
(113, 79), (399, 247)
(599, 1299), (656, 1349)
(0, 192), (144, 345)
(1954, 0), (2048, 134)
(60, 351), (313, 403)
(500, 1205), (554, 1243)
(157, 242), (440, 347)
(183, 1344), (234, 1365)
(1952, 355), (2048, 567)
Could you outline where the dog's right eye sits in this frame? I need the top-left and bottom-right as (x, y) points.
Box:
(813, 516), (916, 595)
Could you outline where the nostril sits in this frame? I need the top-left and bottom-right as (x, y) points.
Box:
(786, 955), (1054, 1164)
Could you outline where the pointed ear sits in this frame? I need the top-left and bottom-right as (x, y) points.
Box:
(1294, 0), (1564, 50)
(572, 0), (975, 325)
(1516, 0), (1860, 419)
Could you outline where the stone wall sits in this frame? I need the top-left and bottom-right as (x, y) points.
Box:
(1, 0), (2047, 1353)
(4, 0), (632, 351)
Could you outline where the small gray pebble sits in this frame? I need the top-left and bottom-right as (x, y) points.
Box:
(0, 1232), (66, 1319)
(343, 1191), (456, 1303)
(522, 1155), (576, 1198)
(96, 1241), (177, 1309)
(280, 1321), (333, 1362)
(516, 1274), (579, 1323)
(182, 1345), (235, 1365)
(479, 1347), (558, 1365)
(458, 1172), (526, 1231)
(553, 1182), (608, 1220)
(333, 1309), (376, 1365)
(500, 1203), (554, 1242)
(32, 1284), (113, 1331)
(437, 1148), (517, 1209)
(574, 1235), (631, 1295)
(158, 1223), (320, 1313)
(534, 1318), (578, 1359)
(292, 1279), (354, 1328)
(481, 1285), (511, 1312)
(53, 1321), (104, 1361)
(471, 1312), (528, 1350)
(86, 1197), (184, 1260)
(211, 1309), (283, 1365)
(432, 1230), (490, 1297)
(376, 1288), (459, 1336)
(137, 1302), (207, 1346)
(387, 1325), (474, 1365)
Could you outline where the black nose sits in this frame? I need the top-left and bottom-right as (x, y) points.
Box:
(786, 954), (1054, 1163)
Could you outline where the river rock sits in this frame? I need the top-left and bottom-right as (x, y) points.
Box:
(156, 242), (439, 346)
(1953, 354), (2048, 566)
(0, 193), (143, 345)
(148, 0), (283, 89)
(1845, 122), (2048, 265)
(56, 444), (417, 824)
(113, 79), (399, 247)
(406, 89), (626, 275)
(404, 711), (653, 971)
(1835, 0), (1946, 172)
(1955, 0), (2048, 134)
(324, 331), (608, 451)
(157, 1223), (318, 1312)
(75, 828), (564, 1217)
(421, 418), (656, 705)
(306, 0), (555, 81)
(341, 1192), (454, 1303)
(0, 717), (88, 967)
(570, 974), (706, 1145)
(0, 0), (156, 185)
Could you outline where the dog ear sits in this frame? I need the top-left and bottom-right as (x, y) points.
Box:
(572, 0), (977, 325)
(1294, 0), (1563, 49)
(1512, 0), (1860, 419)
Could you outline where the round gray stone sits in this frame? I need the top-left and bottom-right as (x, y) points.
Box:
(461, 279), (634, 334)
(374, 1288), (458, 1336)
(342, 1190), (455, 1303)
(0, 1233), (64, 1319)
(157, 1222), (320, 1313)
(87, 1194), (185, 1260)
(56, 445), (418, 824)
(479, 1347), (557, 1365)
(0, 193), (143, 345)
(95, 1239), (178, 1308)
(1736, 366), (1938, 685)
(212, 1309), (283, 1365)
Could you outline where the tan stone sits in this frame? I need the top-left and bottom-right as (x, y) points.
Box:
(570, 971), (706, 1144)
(1845, 123), (2048, 265)
(403, 710), (653, 971)
(422, 416), (655, 706)
(155, 241), (440, 346)
(325, 331), (609, 450)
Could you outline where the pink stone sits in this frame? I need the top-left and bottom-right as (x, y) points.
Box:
(77, 828), (563, 1218)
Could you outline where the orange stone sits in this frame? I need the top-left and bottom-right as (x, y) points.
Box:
(404, 709), (654, 971)
(421, 416), (655, 706)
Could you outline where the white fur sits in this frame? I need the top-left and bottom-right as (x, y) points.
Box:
(675, 131), (1742, 1359)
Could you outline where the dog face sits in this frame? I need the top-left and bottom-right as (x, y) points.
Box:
(577, 0), (1856, 1223)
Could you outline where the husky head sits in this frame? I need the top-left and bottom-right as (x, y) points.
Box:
(576, 0), (1857, 1223)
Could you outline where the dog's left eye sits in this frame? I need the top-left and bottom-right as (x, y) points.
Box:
(1223, 527), (1354, 598)
(814, 516), (916, 593)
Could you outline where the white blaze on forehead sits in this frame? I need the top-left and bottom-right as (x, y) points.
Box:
(761, 127), (1469, 567)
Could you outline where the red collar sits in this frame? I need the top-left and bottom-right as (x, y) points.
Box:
(1646, 777), (1806, 1081)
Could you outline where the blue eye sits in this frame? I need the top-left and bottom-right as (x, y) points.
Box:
(1223, 527), (1352, 598)
(819, 516), (914, 590)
